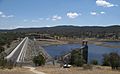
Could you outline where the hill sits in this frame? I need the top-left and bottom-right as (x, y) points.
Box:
(0, 25), (120, 38)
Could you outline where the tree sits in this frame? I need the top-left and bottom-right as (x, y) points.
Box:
(33, 54), (45, 66)
(109, 52), (120, 70)
(102, 54), (110, 66)
(0, 53), (7, 69)
(0, 46), (4, 53)
(102, 52), (120, 70)
(70, 50), (85, 66)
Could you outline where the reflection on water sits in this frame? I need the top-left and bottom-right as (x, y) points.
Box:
(43, 43), (120, 64)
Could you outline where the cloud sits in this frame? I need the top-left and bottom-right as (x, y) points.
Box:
(7, 15), (14, 18)
(67, 12), (81, 19)
(23, 19), (28, 22)
(0, 11), (14, 18)
(31, 20), (39, 22)
(0, 11), (3, 15)
(1, 14), (7, 17)
(46, 18), (50, 20)
(52, 15), (62, 21)
(38, 18), (44, 20)
(1, 14), (14, 18)
(100, 11), (105, 14)
(90, 12), (97, 15)
(96, 0), (118, 7)
(90, 11), (106, 15)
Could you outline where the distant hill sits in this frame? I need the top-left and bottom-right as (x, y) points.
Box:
(0, 25), (120, 37)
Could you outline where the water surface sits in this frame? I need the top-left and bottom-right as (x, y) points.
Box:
(43, 43), (120, 64)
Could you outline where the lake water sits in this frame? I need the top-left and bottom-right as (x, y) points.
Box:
(104, 41), (120, 46)
(43, 42), (120, 64)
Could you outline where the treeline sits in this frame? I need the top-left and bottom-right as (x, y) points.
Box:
(0, 25), (120, 39)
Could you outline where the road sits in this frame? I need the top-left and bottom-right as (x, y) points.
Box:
(5, 37), (28, 63)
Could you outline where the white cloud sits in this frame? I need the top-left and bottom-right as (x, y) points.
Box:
(52, 15), (62, 21)
(96, 0), (118, 7)
(1, 14), (7, 18)
(0, 11), (14, 18)
(90, 12), (97, 15)
(23, 19), (28, 22)
(100, 11), (105, 14)
(0, 11), (3, 15)
(46, 18), (50, 20)
(31, 20), (39, 22)
(7, 15), (14, 18)
(67, 12), (81, 19)
(38, 18), (44, 20)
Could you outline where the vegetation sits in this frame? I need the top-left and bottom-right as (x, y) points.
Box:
(90, 59), (98, 65)
(70, 50), (85, 66)
(1, 25), (120, 39)
(0, 32), (25, 45)
(33, 54), (45, 66)
(0, 52), (13, 69)
(0, 32), (25, 53)
(102, 52), (120, 70)
(0, 46), (4, 53)
(102, 54), (110, 66)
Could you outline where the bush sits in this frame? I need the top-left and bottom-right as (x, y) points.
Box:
(0, 46), (4, 53)
(0, 53), (7, 69)
(6, 60), (14, 69)
(102, 54), (110, 66)
(90, 59), (98, 65)
(109, 52), (120, 70)
(102, 52), (120, 70)
(33, 54), (45, 66)
(70, 50), (85, 66)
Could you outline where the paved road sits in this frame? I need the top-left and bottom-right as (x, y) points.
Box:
(5, 37), (28, 63)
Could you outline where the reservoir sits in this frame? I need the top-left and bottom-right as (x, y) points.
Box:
(43, 42), (120, 64)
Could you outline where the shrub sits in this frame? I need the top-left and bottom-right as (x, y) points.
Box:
(0, 53), (7, 69)
(70, 50), (85, 66)
(33, 54), (45, 66)
(0, 46), (4, 53)
(102, 54), (110, 66)
(90, 59), (98, 65)
(102, 52), (120, 70)
(109, 52), (120, 70)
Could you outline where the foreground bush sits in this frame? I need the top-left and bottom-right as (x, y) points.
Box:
(90, 59), (98, 65)
(102, 52), (120, 70)
(70, 50), (85, 66)
(33, 54), (45, 66)
(0, 53), (13, 69)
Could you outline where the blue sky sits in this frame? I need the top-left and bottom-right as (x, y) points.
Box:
(0, 0), (120, 29)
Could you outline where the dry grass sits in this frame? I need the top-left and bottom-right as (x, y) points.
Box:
(36, 65), (120, 74)
(0, 66), (120, 74)
(0, 67), (35, 74)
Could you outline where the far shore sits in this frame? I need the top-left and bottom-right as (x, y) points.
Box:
(35, 38), (120, 48)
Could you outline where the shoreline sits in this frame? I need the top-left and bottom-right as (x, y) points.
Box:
(36, 38), (120, 48)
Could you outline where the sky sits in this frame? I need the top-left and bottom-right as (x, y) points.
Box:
(0, 0), (120, 29)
